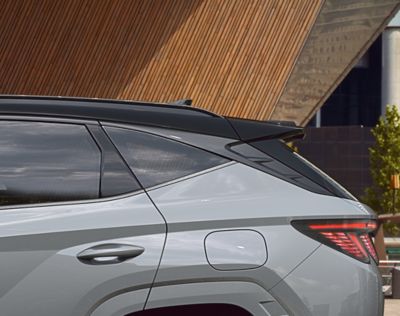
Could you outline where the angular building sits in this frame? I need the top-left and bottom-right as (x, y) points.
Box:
(1, 0), (399, 125)
(294, 11), (400, 199)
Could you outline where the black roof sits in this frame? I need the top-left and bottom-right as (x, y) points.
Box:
(0, 95), (303, 141)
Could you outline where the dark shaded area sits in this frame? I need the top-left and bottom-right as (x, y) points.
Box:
(296, 126), (374, 198)
(227, 118), (304, 141)
(309, 36), (382, 127)
(127, 304), (252, 316)
(0, 193), (90, 207)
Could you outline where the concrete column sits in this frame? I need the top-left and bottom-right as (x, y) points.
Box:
(315, 109), (321, 127)
(382, 28), (400, 115)
(374, 224), (387, 262)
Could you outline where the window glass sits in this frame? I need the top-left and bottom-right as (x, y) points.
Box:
(0, 121), (101, 206)
(87, 125), (142, 197)
(246, 139), (356, 200)
(105, 127), (229, 188)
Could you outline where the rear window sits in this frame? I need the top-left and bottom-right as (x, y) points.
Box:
(105, 127), (230, 188)
(230, 139), (356, 200)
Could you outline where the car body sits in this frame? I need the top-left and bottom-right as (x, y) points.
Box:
(0, 95), (382, 316)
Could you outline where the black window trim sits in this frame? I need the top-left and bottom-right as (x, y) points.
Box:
(0, 187), (145, 211)
(87, 125), (143, 197)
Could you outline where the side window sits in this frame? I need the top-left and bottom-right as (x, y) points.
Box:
(87, 125), (142, 197)
(0, 121), (101, 206)
(105, 126), (230, 188)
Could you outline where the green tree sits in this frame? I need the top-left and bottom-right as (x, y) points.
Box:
(364, 105), (400, 231)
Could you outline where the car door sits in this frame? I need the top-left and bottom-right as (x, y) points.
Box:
(0, 118), (166, 316)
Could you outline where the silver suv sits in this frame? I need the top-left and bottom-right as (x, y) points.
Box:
(0, 96), (382, 316)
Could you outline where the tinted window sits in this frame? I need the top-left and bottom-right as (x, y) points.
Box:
(0, 121), (101, 206)
(228, 142), (332, 196)
(87, 125), (142, 197)
(248, 139), (356, 200)
(105, 127), (229, 188)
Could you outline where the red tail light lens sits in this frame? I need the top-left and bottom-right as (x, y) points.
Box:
(292, 219), (378, 264)
(359, 233), (378, 263)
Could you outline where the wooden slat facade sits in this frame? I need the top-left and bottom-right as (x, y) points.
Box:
(0, 0), (322, 120)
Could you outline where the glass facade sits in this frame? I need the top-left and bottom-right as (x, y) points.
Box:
(309, 36), (382, 127)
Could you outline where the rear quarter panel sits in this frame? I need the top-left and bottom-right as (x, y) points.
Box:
(146, 163), (369, 300)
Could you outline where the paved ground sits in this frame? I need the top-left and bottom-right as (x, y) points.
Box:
(385, 299), (400, 315)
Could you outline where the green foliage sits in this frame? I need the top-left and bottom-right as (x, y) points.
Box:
(363, 106), (400, 227)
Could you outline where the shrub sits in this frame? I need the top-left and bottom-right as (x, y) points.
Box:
(363, 105), (400, 234)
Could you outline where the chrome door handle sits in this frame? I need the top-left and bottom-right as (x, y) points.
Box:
(77, 243), (145, 265)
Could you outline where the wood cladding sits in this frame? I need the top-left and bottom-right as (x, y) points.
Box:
(0, 0), (322, 120)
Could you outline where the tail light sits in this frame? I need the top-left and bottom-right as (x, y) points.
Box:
(292, 219), (378, 264)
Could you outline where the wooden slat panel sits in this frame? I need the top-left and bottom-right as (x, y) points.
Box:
(0, 0), (322, 120)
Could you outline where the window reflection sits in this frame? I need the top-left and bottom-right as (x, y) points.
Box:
(0, 121), (101, 206)
(106, 127), (229, 188)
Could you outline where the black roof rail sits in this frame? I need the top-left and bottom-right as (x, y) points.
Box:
(0, 95), (236, 138)
(167, 99), (193, 106)
(0, 95), (216, 117)
(0, 95), (303, 141)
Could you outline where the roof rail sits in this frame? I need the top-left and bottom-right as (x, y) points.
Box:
(167, 99), (193, 106)
(0, 95), (303, 141)
(0, 95), (234, 138)
(0, 95), (219, 117)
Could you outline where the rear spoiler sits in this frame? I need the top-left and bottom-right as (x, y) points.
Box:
(227, 117), (304, 142)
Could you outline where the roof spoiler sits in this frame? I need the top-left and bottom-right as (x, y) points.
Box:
(227, 117), (304, 142)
